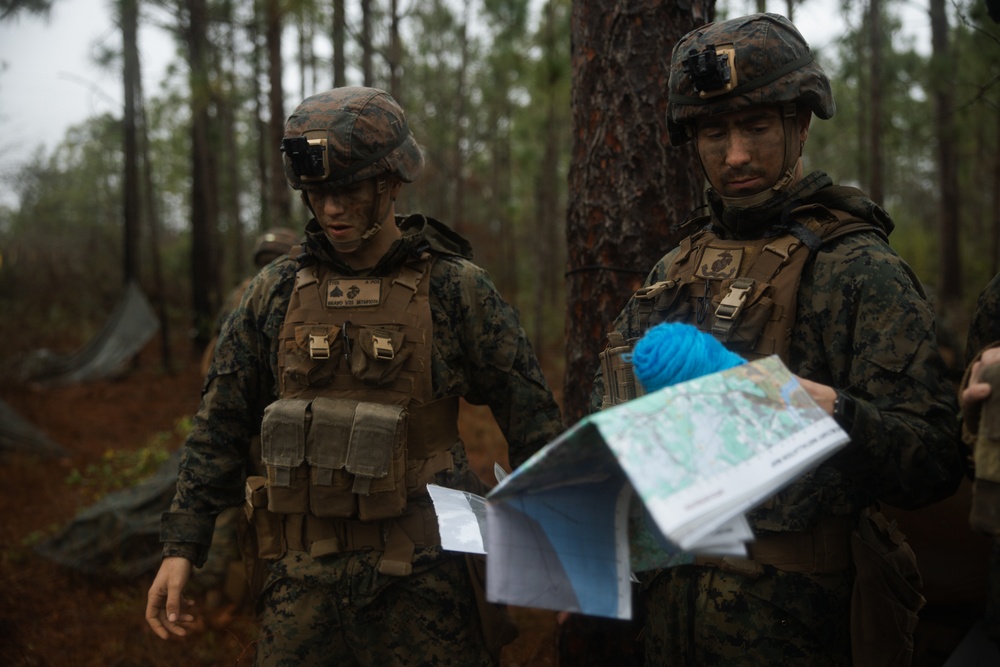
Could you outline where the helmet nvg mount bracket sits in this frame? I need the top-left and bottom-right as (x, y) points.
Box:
(666, 13), (835, 147)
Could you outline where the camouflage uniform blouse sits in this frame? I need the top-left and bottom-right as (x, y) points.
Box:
(162, 214), (564, 565)
(594, 173), (963, 535)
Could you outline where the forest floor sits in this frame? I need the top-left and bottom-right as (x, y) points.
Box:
(0, 340), (562, 667)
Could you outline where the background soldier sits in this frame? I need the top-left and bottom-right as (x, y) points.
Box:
(200, 227), (299, 376)
(593, 14), (963, 665)
(145, 86), (564, 666)
(195, 226), (298, 608)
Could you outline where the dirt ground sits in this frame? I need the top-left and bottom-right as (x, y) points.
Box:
(0, 341), (561, 667)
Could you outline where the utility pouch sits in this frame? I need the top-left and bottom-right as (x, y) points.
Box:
(261, 399), (311, 514)
(349, 326), (413, 386)
(850, 506), (925, 666)
(284, 325), (344, 388)
(244, 475), (286, 560)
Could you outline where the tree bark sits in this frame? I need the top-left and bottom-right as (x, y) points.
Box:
(564, 0), (710, 425)
(561, 0), (714, 660)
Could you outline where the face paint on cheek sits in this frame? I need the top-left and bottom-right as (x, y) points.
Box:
(343, 193), (373, 217)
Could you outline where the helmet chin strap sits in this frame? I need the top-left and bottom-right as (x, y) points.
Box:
(328, 177), (393, 254)
(718, 103), (802, 209)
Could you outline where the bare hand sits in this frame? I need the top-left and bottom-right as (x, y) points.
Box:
(145, 556), (197, 639)
(794, 376), (838, 416)
(962, 348), (1000, 413)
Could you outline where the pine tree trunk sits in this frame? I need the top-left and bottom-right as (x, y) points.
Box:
(562, 0), (715, 660)
(564, 0), (710, 424)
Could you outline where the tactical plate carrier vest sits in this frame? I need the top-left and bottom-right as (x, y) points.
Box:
(601, 190), (879, 408)
(245, 249), (458, 575)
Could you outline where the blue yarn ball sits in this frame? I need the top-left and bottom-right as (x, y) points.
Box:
(632, 322), (745, 392)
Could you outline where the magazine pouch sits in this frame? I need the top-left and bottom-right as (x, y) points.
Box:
(308, 396), (359, 518)
(599, 331), (642, 409)
(349, 401), (408, 521)
(260, 398), (310, 514)
(850, 506), (925, 666)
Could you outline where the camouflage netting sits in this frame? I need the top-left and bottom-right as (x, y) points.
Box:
(0, 398), (69, 459)
(34, 449), (181, 578)
(19, 280), (159, 388)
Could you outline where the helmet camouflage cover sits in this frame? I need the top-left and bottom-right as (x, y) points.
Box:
(281, 87), (425, 190)
(253, 227), (299, 264)
(667, 13), (835, 145)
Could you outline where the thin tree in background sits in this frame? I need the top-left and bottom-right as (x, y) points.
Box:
(218, 0), (247, 285)
(139, 70), (173, 372)
(453, 2), (469, 236)
(931, 0), (961, 311)
(265, 0), (290, 224)
(361, 0), (374, 85)
(187, 0), (221, 349)
(122, 0), (141, 285)
(250, 2), (271, 231)
(867, 0), (884, 203)
(122, 0), (174, 371)
(333, 0), (346, 87)
(388, 0), (402, 100)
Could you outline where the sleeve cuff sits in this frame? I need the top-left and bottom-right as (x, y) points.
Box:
(161, 542), (206, 566)
(160, 511), (215, 567)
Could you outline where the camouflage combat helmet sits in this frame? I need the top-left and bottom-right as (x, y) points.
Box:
(666, 13), (835, 146)
(281, 87), (424, 190)
(253, 227), (299, 267)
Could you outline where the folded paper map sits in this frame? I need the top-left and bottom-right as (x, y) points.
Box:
(428, 355), (849, 619)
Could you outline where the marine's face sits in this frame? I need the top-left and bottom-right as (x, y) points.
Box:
(695, 105), (790, 198)
(305, 177), (381, 252)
